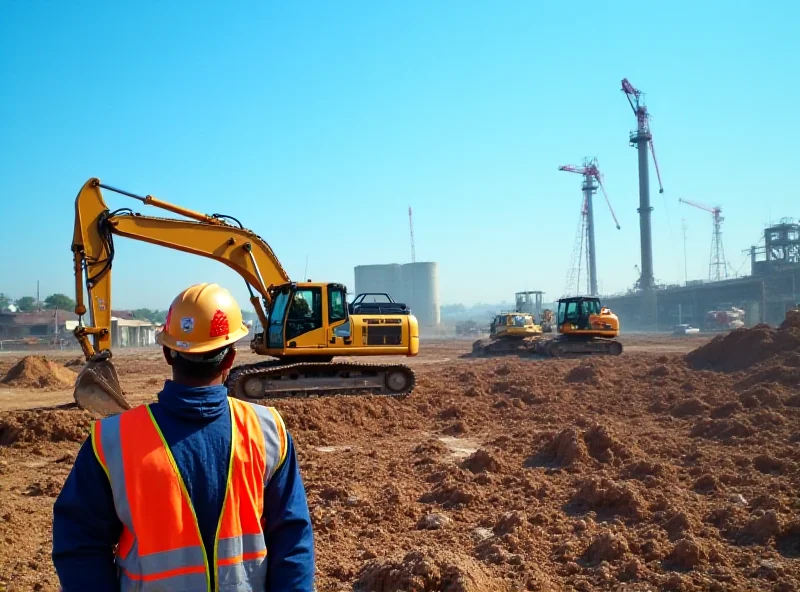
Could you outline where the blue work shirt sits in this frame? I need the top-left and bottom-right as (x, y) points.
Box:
(52, 380), (315, 591)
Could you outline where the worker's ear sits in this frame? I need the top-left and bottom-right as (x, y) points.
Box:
(163, 346), (175, 367)
(220, 347), (236, 371)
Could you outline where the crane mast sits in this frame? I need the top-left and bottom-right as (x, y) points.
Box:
(621, 77), (664, 298)
(678, 198), (728, 282)
(559, 158), (620, 297)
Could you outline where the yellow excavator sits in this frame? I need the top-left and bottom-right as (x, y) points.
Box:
(71, 178), (419, 415)
(534, 296), (623, 357)
(470, 311), (543, 356)
(470, 296), (622, 358)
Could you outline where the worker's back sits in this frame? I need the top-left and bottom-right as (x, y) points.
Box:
(148, 380), (233, 581)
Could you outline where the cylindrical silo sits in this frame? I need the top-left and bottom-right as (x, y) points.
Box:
(353, 264), (402, 301)
(401, 262), (440, 327)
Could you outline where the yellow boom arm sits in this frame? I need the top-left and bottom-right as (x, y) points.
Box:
(71, 178), (290, 358)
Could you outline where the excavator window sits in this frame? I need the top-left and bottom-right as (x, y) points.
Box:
(286, 287), (323, 340)
(328, 287), (347, 323)
(561, 301), (579, 325)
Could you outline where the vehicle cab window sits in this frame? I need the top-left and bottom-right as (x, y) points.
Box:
(328, 287), (347, 323)
(286, 287), (323, 340)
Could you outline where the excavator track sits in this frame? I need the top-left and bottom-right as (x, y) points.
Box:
(470, 337), (540, 357)
(535, 337), (623, 358)
(226, 360), (416, 401)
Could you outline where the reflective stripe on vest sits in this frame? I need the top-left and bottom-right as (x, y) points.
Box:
(92, 397), (288, 592)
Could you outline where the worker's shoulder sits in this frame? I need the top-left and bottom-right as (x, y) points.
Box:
(227, 397), (288, 427)
(92, 403), (150, 427)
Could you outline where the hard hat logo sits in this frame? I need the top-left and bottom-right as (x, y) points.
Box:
(180, 317), (195, 333)
(210, 310), (230, 338)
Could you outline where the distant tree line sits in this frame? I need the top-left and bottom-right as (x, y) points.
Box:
(0, 292), (77, 313)
(1, 292), (259, 325)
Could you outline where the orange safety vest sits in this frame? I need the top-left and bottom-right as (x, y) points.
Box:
(90, 397), (288, 591)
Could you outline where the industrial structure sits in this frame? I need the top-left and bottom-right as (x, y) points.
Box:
(751, 219), (800, 275)
(621, 78), (665, 327)
(603, 219), (800, 329)
(679, 198), (729, 282)
(515, 291), (544, 319)
(559, 158), (620, 297)
(354, 262), (441, 327)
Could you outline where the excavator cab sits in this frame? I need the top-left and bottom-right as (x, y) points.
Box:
(264, 282), (350, 350)
(556, 296), (619, 337)
(557, 297), (602, 331)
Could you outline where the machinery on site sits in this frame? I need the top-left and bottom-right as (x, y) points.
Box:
(470, 311), (543, 356)
(471, 295), (623, 358)
(705, 306), (745, 331)
(534, 296), (623, 357)
(539, 308), (555, 333)
(70, 178), (419, 415)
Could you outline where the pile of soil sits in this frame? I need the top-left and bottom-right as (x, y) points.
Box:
(0, 408), (93, 446)
(1, 356), (77, 389)
(685, 320), (800, 373)
(353, 549), (498, 592)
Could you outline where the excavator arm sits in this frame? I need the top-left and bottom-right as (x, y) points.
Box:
(71, 178), (291, 413)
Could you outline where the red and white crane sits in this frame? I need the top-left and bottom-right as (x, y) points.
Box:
(559, 158), (620, 297)
(621, 78), (665, 194)
(678, 198), (728, 282)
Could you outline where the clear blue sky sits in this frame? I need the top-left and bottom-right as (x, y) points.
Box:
(1, 1), (796, 312)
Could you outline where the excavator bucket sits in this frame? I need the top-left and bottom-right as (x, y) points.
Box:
(73, 356), (131, 416)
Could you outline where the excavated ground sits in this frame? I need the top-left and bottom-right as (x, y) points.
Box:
(1, 330), (800, 591)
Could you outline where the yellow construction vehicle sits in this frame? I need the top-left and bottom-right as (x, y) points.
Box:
(71, 178), (419, 414)
(470, 311), (543, 356)
(535, 296), (623, 356)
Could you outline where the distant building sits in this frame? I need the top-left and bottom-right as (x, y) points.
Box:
(111, 317), (157, 348)
(0, 310), (157, 350)
(354, 262), (441, 327)
(0, 310), (78, 343)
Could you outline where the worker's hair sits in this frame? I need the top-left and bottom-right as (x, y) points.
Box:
(166, 345), (232, 382)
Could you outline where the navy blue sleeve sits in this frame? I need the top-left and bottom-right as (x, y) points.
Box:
(263, 432), (315, 591)
(52, 436), (122, 592)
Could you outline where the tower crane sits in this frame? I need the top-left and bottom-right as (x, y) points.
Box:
(621, 77), (664, 298)
(559, 158), (621, 297)
(678, 198), (728, 282)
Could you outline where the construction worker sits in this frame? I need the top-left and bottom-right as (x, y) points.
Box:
(52, 283), (315, 591)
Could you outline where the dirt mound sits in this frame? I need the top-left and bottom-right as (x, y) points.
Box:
(583, 531), (630, 564)
(669, 397), (710, 418)
(537, 424), (630, 467)
(737, 510), (782, 544)
(461, 449), (501, 474)
(420, 479), (476, 508)
(667, 537), (708, 569)
(686, 322), (800, 373)
(537, 428), (588, 467)
(354, 549), (497, 592)
(565, 362), (605, 385)
(1, 356), (77, 389)
(63, 358), (84, 368)
(738, 385), (782, 408)
(780, 309), (800, 331)
(689, 418), (755, 441)
(584, 423), (630, 464)
(0, 408), (93, 446)
(570, 477), (647, 520)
